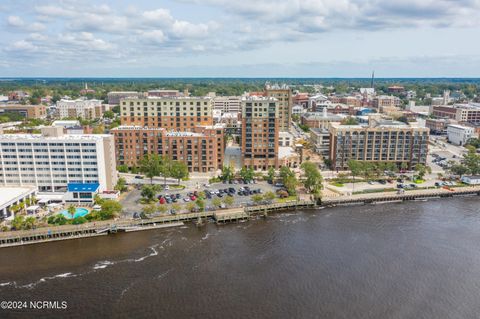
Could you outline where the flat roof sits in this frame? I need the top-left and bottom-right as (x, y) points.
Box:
(0, 186), (36, 207)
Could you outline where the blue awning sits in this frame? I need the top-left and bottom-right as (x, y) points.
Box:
(67, 183), (100, 192)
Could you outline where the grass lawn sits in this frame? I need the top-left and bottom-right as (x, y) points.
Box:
(331, 182), (345, 187)
(277, 196), (297, 203)
(170, 185), (186, 189)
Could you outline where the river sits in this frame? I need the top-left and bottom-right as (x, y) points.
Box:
(1, 197), (480, 318)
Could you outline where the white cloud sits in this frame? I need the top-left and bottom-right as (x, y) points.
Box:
(5, 40), (38, 52)
(6, 15), (46, 32)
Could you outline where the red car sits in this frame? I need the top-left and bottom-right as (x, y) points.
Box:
(159, 197), (166, 204)
(190, 195), (197, 201)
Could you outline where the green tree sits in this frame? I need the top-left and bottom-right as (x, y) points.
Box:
(158, 205), (168, 215)
(170, 161), (189, 185)
(171, 203), (181, 213)
(196, 199), (205, 212)
(264, 191), (276, 202)
(140, 185), (156, 202)
(301, 162), (323, 194)
(11, 215), (25, 230)
(117, 165), (129, 173)
(251, 194), (263, 204)
(463, 146), (480, 175)
(114, 177), (128, 193)
(67, 205), (76, 219)
(139, 154), (162, 184)
(280, 166), (298, 195)
(103, 110), (115, 119)
(266, 167), (276, 183)
(212, 198), (222, 208)
(142, 202), (158, 215)
(240, 166), (255, 182)
(449, 164), (468, 177)
(98, 200), (122, 220)
(223, 196), (234, 207)
(186, 202), (196, 212)
(220, 165), (235, 183)
(340, 117), (358, 125)
(414, 164), (431, 180)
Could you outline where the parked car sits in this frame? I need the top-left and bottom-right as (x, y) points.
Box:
(183, 197), (190, 202)
(164, 185), (170, 190)
(134, 175), (144, 179)
(159, 198), (166, 204)
(190, 195), (197, 201)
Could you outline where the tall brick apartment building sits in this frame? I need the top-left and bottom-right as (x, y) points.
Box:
(241, 96), (279, 170)
(113, 96), (225, 172)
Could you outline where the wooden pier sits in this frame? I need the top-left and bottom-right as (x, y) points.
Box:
(321, 186), (480, 206)
(3, 188), (478, 248)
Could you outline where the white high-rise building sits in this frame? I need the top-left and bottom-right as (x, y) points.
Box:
(0, 127), (117, 193)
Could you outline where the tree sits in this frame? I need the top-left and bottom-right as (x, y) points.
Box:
(114, 177), (128, 193)
(197, 191), (206, 200)
(341, 117), (358, 125)
(98, 200), (122, 220)
(220, 165), (234, 183)
(170, 161), (189, 185)
(414, 164), (430, 180)
(212, 198), (222, 208)
(196, 199), (205, 212)
(142, 203), (157, 215)
(104, 110), (115, 119)
(401, 162), (409, 171)
(93, 194), (104, 205)
(139, 154), (162, 184)
(67, 205), (76, 219)
(347, 160), (362, 191)
(301, 161), (323, 197)
(251, 194), (263, 204)
(240, 166), (255, 182)
(186, 202), (196, 212)
(157, 205), (168, 215)
(140, 185), (156, 202)
(449, 164), (469, 177)
(266, 167), (275, 183)
(264, 191), (276, 202)
(223, 196), (234, 207)
(463, 146), (480, 175)
(11, 215), (25, 230)
(23, 216), (36, 230)
(171, 203), (181, 214)
(280, 166), (298, 195)
(117, 165), (129, 173)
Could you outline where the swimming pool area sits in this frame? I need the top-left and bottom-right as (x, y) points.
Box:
(59, 208), (90, 219)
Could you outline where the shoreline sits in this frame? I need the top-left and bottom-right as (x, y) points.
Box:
(1, 186), (480, 249)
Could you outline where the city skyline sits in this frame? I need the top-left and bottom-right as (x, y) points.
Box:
(1, 0), (480, 77)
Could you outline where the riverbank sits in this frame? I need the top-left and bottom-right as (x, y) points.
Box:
(1, 186), (480, 248)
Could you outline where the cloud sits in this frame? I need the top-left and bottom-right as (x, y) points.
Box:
(5, 40), (38, 52)
(6, 15), (46, 32)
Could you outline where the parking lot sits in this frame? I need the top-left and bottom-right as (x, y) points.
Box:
(120, 180), (280, 217)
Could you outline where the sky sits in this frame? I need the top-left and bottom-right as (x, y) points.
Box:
(1, 0), (480, 77)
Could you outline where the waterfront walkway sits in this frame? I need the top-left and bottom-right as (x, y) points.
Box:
(2, 187), (480, 248)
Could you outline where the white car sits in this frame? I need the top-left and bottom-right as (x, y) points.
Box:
(183, 198), (190, 202)
(164, 185), (170, 190)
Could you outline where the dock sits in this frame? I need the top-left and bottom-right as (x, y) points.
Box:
(1, 187), (479, 248)
(321, 186), (480, 206)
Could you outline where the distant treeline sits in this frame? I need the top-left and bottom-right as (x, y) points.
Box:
(0, 77), (479, 102)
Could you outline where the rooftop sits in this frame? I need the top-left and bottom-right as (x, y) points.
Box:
(0, 133), (110, 141)
(0, 186), (37, 207)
